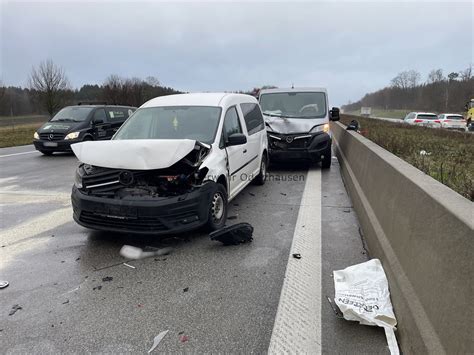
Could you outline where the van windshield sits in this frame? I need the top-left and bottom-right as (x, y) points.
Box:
(113, 106), (222, 144)
(51, 107), (94, 122)
(260, 92), (327, 118)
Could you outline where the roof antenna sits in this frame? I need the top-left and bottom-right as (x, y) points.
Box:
(291, 83), (294, 89)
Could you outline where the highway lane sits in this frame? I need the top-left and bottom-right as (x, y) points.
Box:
(0, 144), (388, 353)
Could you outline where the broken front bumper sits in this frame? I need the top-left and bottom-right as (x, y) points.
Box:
(268, 132), (331, 161)
(71, 182), (217, 235)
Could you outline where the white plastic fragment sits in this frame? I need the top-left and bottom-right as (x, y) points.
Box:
(333, 258), (399, 354)
(123, 263), (136, 269)
(147, 330), (169, 353)
(120, 245), (172, 260)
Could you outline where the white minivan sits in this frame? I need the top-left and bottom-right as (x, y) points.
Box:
(258, 87), (340, 168)
(71, 93), (268, 234)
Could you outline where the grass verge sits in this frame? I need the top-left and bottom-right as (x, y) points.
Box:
(0, 123), (41, 148)
(340, 115), (473, 201)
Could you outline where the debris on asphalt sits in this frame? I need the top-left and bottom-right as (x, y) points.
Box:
(248, 192), (255, 196)
(227, 215), (238, 220)
(9, 304), (22, 316)
(183, 287), (189, 293)
(92, 286), (102, 291)
(147, 330), (169, 353)
(343, 209), (351, 213)
(179, 335), (189, 343)
(292, 253), (302, 259)
(75, 257), (81, 261)
(280, 192), (287, 196)
(123, 263), (136, 269)
(334, 259), (399, 355)
(178, 331), (184, 335)
(0, 281), (9, 289)
(102, 276), (113, 282)
(120, 245), (173, 260)
(62, 299), (69, 304)
(326, 296), (344, 318)
(209, 223), (254, 246)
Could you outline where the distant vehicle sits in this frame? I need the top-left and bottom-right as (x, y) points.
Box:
(258, 87), (340, 169)
(403, 112), (438, 126)
(435, 114), (466, 131)
(360, 107), (371, 117)
(71, 93), (268, 234)
(33, 103), (137, 155)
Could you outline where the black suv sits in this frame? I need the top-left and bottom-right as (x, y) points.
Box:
(33, 103), (137, 155)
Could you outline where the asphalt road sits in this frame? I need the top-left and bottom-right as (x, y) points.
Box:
(0, 144), (388, 353)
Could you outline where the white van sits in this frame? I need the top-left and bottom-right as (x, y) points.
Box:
(71, 93), (268, 234)
(258, 87), (340, 168)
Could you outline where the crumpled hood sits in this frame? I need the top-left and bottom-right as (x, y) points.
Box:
(71, 139), (198, 170)
(264, 115), (328, 134)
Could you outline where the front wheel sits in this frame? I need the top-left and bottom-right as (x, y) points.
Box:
(206, 184), (228, 231)
(39, 150), (54, 156)
(321, 146), (332, 169)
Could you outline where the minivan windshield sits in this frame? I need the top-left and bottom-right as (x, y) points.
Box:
(113, 106), (222, 144)
(417, 114), (437, 120)
(260, 92), (327, 118)
(51, 107), (94, 122)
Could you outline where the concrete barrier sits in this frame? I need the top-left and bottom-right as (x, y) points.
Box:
(331, 121), (473, 354)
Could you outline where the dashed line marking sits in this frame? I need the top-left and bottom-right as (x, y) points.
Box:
(0, 150), (39, 158)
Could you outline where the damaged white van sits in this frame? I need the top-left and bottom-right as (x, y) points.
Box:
(71, 93), (268, 234)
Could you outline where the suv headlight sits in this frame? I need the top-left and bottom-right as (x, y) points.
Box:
(310, 123), (330, 134)
(33, 132), (39, 140)
(65, 132), (80, 140)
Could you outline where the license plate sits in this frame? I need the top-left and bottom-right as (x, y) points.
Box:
(43, 142), (58, 147)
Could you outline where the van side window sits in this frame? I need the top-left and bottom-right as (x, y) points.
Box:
(107, 108), (127, 122)
(240, 103), (264, 135)
(223, 106), (242, 142)
(93, 108), (107, 122)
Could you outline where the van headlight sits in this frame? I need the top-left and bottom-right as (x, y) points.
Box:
(74, 168), (83, 189)
(65, 132), (80, 140)
(33, 132), (39, 140)
(310, 123), (330, 133)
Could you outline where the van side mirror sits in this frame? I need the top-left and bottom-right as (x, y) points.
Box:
(227, 133), (247, 146)
(93, 118), (104, 125)
(330, 107), (340, 121)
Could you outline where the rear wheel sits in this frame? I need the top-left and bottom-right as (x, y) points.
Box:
(39, 150), (53, 156)
(206, 184), (228, 231)
(254, 154), (267, 185)
(321, 146), (332, 169)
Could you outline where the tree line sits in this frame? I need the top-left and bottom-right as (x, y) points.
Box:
(342, 66), (473, 113)
(0, 59), (181, 117)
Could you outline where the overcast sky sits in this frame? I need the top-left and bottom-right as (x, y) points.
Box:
(1, 0), (472, 106)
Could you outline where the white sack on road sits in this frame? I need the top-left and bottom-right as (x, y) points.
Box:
(333, 258), (399, 354)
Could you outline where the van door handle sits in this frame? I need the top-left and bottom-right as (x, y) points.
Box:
(243, 149), (247, 153)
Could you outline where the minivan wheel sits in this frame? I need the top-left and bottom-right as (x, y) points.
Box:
(206, 184), (228, 231)
(254, 155), (267, 185)
(39, 150), (53, 156)
(321, 146), (332, 169)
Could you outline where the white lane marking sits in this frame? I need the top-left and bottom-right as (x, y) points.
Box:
(268, 168), (322, 354)
(0, 150), (39, 158)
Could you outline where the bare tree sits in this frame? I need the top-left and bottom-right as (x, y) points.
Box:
(28, 59), (70, 115)
(427, 69), (444, 83)
(459, 64), (472, 81)
(391, 70), (421, 89)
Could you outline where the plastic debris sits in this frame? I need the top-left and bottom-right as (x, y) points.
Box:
(183, 287), (189, 293)
(102, 276), (113, 282)
(179, 335), (189, 343)
(292, 253), (302, 259)
(9, 304), (22, 316)
(123, 263), (136, 269)
(333, 259), (399, 355)
(92, 286), (102, 291)
(209, 223), (253, 246)
(120, 245), (173, 260)
(148, 330), (169, 353)
(0, 281), (9, 289)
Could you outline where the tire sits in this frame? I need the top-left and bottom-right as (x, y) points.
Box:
(82, 136), (93, 141)
(321, 146), (332, 169)
(206, 184), (228, 231)
(254, 154), (267, 185)
(39, 150), (53, 156)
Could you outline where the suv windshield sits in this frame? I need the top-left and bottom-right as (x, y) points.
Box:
(447, 115), (464, 120)
(260, 92), (327, 118)
(51, 107), (94, 122)
(113, 106), (222, 144)
(417, 114), (437, 120)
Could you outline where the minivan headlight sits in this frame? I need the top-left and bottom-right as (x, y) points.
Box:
(33, 132), (39, 140)
(65, 132), (81, 140)
(74, 168), (83, 189)
(310, 123), (330, 134)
